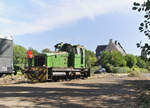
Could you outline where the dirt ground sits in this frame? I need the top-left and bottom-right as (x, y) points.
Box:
(0, 73), (149, 108)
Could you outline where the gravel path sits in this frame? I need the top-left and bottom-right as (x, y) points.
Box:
(0, 73), (149, 108)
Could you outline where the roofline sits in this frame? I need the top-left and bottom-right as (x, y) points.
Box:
(0, 35), (13, 40)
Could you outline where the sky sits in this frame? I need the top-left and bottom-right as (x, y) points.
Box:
(0, 0), (148, 55)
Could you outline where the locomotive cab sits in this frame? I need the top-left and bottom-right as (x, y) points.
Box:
(34, 54), (46, 67)
(71, 46), (86, 69)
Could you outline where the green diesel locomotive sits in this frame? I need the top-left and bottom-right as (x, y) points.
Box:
(24, 43), (90, 81)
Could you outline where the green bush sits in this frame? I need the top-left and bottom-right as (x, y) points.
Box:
(111, 67), (131, 73)
(100, 51), (126, 68)
(100, 51), (111, 67)
(105, 64), (131, 73)
(99, 51), (149, 73)
(128, 67), (149, 77)
(136, 57), (147, 68)
(85, 50), (97, 68)
(13, 44), (27, 65)
(105, 64), (113, 72)
(91, 66), (99, 75)
(132, 67), (149, 73)
(140, 68), (149, 73)
(110, 51), (126, 67)
(128, 71), (140, 77)
(147, 66), (150, 70)
(106, 66), (148, 73)
(125, 54), (137, 68)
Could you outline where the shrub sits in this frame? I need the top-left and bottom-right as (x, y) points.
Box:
(111, 67), (131, 73)
(125, 54), (137, 68)
(136, 57), (147, 68)
(128, 71), (140, 77)
(91, 66), (99, 75)
(147, 66), (150, 70)
(105, 64), (113, 72)
(132, 67), (149, 73)
(140, 68), (149, 73)
(105, 64), (131, 73)
(100, 51), (126, 68)
(128, 67), (149, 77)
(110, 51), (126, 67)
(100, 51), (111, 67)
(85, 50), (97, 67)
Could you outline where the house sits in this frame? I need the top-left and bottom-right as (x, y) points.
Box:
(96, 39), (126, 62)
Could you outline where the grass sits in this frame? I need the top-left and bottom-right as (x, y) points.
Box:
(128, 68), (149, 77)
(128, 71), (141, 77)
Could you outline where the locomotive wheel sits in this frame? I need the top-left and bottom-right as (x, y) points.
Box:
(52, 76), (58, 82)
(0, 73), (3, 77)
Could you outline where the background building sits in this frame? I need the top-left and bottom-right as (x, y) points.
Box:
(96, 39), (126, 62)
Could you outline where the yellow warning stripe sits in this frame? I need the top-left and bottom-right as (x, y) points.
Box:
(38, 68), (47, 81)
(24, 67), (48, 82)
(38, 72), (44, 81)
(41, 70), (47, 81)
(38, 68), (45, 80)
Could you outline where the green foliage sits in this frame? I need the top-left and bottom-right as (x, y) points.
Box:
(106, 65), (148, 74)
(13, 44), (27, 65)
(85, 50), (97, 67)
(105, 64), (113, 72)
(91, 66), (99, 75)
(125, 54), (137, 68)
(133, 1), (150, 57)
(147, 66), (150, 70)
(99, 51), (149, 73)
(13, 44), (27, 72)
(100, 51), (126, 68)
(132, 67), (149, 73)
(105, 64), (131, 73)
(110, 51), (126, 67)
(128, 71), (141, 77)
(42, 48), (51, 53)
(100, 51), (111, 67)
(111, 67), (131, 73)
(136, 57), (147, 68)
(128, 67), (149, 77)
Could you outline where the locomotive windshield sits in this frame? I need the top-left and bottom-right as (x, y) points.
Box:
(34, 55), (46, 66)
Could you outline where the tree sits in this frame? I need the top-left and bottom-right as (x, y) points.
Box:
(125, 54), (137, 68)
(13, 44), (27, 71)
(42, 48), (51, 53)
(100, 51), (126, 67)
(133, 1), (150, 57)
(99, 51), (111, 67)
(136, 56), (147, 68)
(110, 51), (126, 67)
(85, 50), (97, 67)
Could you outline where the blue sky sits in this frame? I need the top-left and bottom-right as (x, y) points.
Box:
(0, 0), (147, 55)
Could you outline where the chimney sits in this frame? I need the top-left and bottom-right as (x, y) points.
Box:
(115, 40), (117, 45)
(109, 39), (113, 44)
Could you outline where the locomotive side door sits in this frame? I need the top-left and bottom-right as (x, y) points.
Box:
(80, 48), (83, 65)
(74, 47), (81, 68)
(80, 48), (86, 68)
